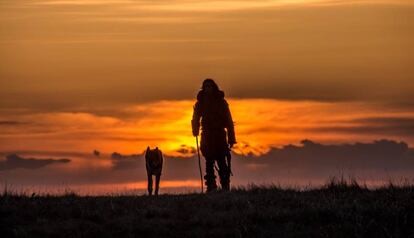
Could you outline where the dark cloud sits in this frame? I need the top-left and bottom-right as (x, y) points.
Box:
(353, 116), (414, 129)
(93, 150), (100, 157)
(0, 154), (70, 171)
(229, 139), (414, 184)
(310, 125), (414, 137)
(125, 139), (414, 183)
(0, 121), (24, 126)
(354, 117), (414, 125)
(244, 116), (414, 138)
(245, 139), (412, 169)
(1, 140), (414, 191)
(110, 152), (143, 170)
(310, 116), (414, 137)
(0, 150), (89, 158)
(175, 145), (196, 155)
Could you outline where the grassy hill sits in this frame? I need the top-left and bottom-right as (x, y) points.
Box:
(1, 179), (413, 238)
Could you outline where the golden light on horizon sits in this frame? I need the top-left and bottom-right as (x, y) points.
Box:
(1, 99), (413, 157)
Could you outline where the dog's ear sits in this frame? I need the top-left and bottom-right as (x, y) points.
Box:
(145, 146), (150, 157)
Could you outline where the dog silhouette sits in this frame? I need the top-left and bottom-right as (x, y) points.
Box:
(145, 146), (163, 196)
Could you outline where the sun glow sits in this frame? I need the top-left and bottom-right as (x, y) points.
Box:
(1, 99), (413, 158)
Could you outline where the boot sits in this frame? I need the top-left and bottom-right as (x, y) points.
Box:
(204, 157), (217, 193)
(217, 159), (230, 191)
(204, 174), (217, 193)
(221, 180), (230, 191)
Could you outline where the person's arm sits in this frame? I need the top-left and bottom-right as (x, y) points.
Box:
(192, 101), (201, 136)
(224, 101), (236, 147)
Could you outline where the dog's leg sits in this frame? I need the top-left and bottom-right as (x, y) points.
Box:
(147, 173), (153, 196)
(155, 174), (161, 196)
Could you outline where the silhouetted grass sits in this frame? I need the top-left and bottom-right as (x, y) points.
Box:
(1, 178), (413, 238)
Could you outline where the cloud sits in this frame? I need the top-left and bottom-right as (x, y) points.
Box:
(108, 139), (414, 182)
(229, 139), (414, 184)
(353, 116), (414, 128)
(110, 152), (143, 170)
(175, 145), (196, 155)
(0, 154), (70, 171)
(249, 139), (412, 169)
(301, 116), (414, 137)
(1, 139), (414, 195)
(0, 121), (25, 126)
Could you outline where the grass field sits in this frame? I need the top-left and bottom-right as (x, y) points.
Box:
(1, 179), (413, 238)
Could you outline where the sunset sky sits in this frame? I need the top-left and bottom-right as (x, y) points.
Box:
(1, 0), (414, 194)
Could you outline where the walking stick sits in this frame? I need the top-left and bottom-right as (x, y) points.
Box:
(195, 136), (204, 193)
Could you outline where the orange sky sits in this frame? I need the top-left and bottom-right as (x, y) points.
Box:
(1, 0), (413, 110)
(1, 99), (414, 157)
(1, 0), (414, 194)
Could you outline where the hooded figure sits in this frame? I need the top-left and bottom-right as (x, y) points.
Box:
(192, 79), (236, 192)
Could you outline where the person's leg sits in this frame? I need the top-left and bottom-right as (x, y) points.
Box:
(155, 174), (161, 196)
(204, 157), (217, 192)
(217, 155), (230, 191)
(147, 173), (153, 196)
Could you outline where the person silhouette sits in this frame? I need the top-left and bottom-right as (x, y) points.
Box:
(192, 79), (236, 192)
